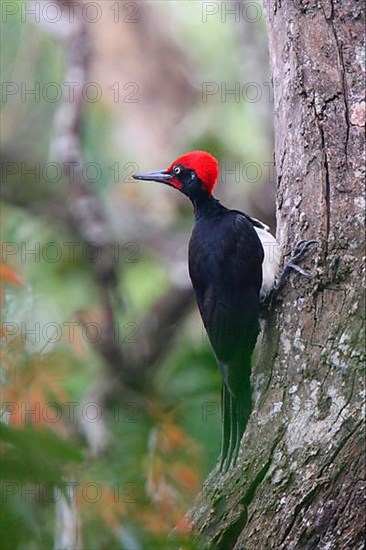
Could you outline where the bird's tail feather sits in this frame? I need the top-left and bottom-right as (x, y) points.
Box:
(220, 385), (231, 470)
(219, 359), (252, 472)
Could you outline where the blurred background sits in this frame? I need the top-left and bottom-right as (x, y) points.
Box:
(1, 1), (274, 548)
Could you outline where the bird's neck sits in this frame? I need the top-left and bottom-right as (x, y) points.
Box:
(191, 192), (224, 219)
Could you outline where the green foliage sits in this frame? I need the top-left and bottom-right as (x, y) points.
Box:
(0, 424), (82, 550)
(1, 424), (83, 479)
(1, 1), (271, 548)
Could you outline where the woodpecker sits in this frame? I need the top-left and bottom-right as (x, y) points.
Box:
(133, 151), (311, 471)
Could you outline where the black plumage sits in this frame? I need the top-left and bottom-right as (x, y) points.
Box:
(188, 198), (263, 469)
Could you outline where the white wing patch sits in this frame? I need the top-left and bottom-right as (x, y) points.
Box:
(253, 225), (281, 300)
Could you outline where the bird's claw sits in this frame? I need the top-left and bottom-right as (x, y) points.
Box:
(286, 262), (311, 278)
(285, 239), (318, 274)
(290, 239), (318, 265)
(276, 239), (318, 292)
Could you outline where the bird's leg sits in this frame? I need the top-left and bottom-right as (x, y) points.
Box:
(261, 240), (318, 312)
(278, 239), (318, 290)
(277, 239), (318, 290)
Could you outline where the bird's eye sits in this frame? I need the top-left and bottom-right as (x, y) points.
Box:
(173, 166), (181, 175)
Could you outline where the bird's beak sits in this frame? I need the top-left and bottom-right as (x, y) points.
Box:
(133, 170), (173, 184)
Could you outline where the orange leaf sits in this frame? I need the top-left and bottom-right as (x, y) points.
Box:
(171, 464), (200, 492)
(0, 262), (24, 287)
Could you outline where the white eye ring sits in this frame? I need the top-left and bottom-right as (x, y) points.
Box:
(173, 166), (181, 175)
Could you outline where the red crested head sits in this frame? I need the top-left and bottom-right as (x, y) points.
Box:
(167, 151), (219, 195)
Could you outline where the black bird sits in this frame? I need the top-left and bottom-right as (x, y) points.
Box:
(133, 151), (282, 470)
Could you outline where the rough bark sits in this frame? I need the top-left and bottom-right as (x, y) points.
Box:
(190, 1), (365, 549)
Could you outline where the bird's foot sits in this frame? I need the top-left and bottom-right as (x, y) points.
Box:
(260, 239), (318, 313)
(277, 239), (318, 292)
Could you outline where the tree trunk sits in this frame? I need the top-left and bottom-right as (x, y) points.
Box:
(190, 1), (365, 549)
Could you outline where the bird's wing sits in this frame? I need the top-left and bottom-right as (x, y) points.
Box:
(189, 212), (263, 386)
(189, 211), (264, 468)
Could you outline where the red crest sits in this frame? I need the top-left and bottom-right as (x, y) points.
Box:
(167, 151), (219, 194)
